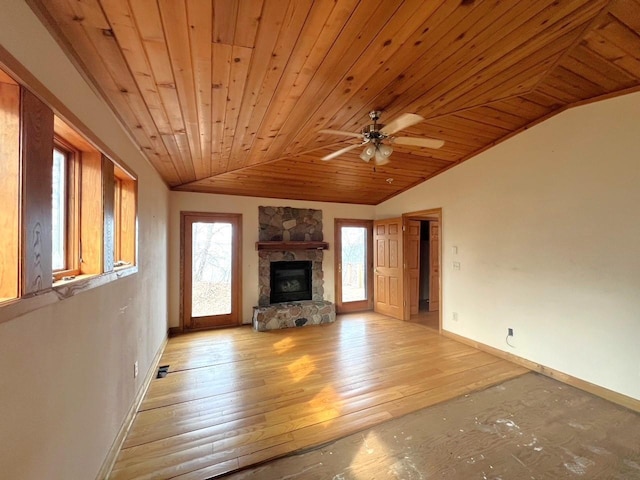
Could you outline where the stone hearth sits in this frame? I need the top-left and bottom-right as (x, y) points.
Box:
(252, 300), (335, 331)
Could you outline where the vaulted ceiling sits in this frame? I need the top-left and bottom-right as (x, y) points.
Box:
(28, 0), (640, 204)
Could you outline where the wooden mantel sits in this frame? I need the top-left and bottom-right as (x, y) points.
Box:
(256, 241), (329, 251)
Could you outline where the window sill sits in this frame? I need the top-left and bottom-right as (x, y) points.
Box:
(0, 265), (137, 325)
(52, 272), (97, 288)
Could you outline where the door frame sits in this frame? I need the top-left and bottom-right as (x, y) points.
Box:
(179, 211), (243, 331)
(334, 218), (374, 313)
(402, 208), (442, 332)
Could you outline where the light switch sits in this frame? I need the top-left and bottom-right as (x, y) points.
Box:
(453, 261), (461, 270)
(452, 246), (458, 255)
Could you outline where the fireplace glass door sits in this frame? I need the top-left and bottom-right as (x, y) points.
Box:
(270, 261), (312, 303)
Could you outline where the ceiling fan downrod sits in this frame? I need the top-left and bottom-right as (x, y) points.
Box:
(363, 110), (387, 143)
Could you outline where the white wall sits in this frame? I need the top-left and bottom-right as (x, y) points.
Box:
(0, 2), (169, 479)
(169, 192), (375, 326)
(377, 92), (640, 400)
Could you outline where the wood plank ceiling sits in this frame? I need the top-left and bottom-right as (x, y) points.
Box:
(28, 0), (640, 205)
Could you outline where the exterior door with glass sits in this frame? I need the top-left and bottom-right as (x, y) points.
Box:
(334, 219), (373, 313)
(181, 212), (242, 330)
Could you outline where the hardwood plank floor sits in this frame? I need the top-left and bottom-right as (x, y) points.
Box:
(110, 312), (528, 479)
(407, 305), (440, 330)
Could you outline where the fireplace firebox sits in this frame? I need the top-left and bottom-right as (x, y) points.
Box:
(270, 261), (312, 304)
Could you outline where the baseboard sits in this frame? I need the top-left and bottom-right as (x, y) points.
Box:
(95, 335), (168, 480)
(168, 326), (183, 336)
(442, 329), (640, 414)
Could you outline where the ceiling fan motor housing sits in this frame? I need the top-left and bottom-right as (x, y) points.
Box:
(362, 124), (387, 142)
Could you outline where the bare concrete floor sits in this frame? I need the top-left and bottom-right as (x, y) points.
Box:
(223, 373), (640, 479)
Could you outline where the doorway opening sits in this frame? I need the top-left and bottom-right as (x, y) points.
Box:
(418, 221), (439, 313)
(403, 209), (442, 332)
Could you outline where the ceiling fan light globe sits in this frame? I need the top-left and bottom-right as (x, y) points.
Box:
(360, 144), (375, 162)
(374, 153), (391, 166)
(378, 144), (393, 157)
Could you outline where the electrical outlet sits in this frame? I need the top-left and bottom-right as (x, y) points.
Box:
(508, 328), (514, 337)
(453, 312), (459, 322)
(134, 361), (139, 378)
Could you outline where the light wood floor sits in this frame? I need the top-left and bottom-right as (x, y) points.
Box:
(407, 306), (439, 330)
(110, 312), (528, 479)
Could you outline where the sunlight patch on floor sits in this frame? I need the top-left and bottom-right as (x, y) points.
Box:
(273, 336), (294, 354)
(308, 385), (341, 426)
(287, 354), (315, 382)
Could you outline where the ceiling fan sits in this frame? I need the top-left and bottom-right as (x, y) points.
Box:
(319, 111), (444, 165)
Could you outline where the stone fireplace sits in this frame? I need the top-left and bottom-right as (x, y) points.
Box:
(253, 207), (336, 331)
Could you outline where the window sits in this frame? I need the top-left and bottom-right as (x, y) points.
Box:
(113, 166), (137, 268)
(51, 116), (139, 281)
(0, 60), (138, 313)
(50, 142), (81, 279)
(51, 123), (107, 282)
(51, 147), (67, 271)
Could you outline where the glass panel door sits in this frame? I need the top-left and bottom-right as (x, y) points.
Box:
(182, 212), (242, 330)
(191, 221), (232, 316)
(341, 226), (367, 303)
(335, 219), (373, 313)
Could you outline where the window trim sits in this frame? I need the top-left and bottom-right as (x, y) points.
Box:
(0, 71), (20, 303)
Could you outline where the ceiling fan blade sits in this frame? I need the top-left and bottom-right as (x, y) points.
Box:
(321, 143), (364, 161)
(319, 129), (362, 139)
(393, 136), (445, 149)
(380, 113), (424, 135)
